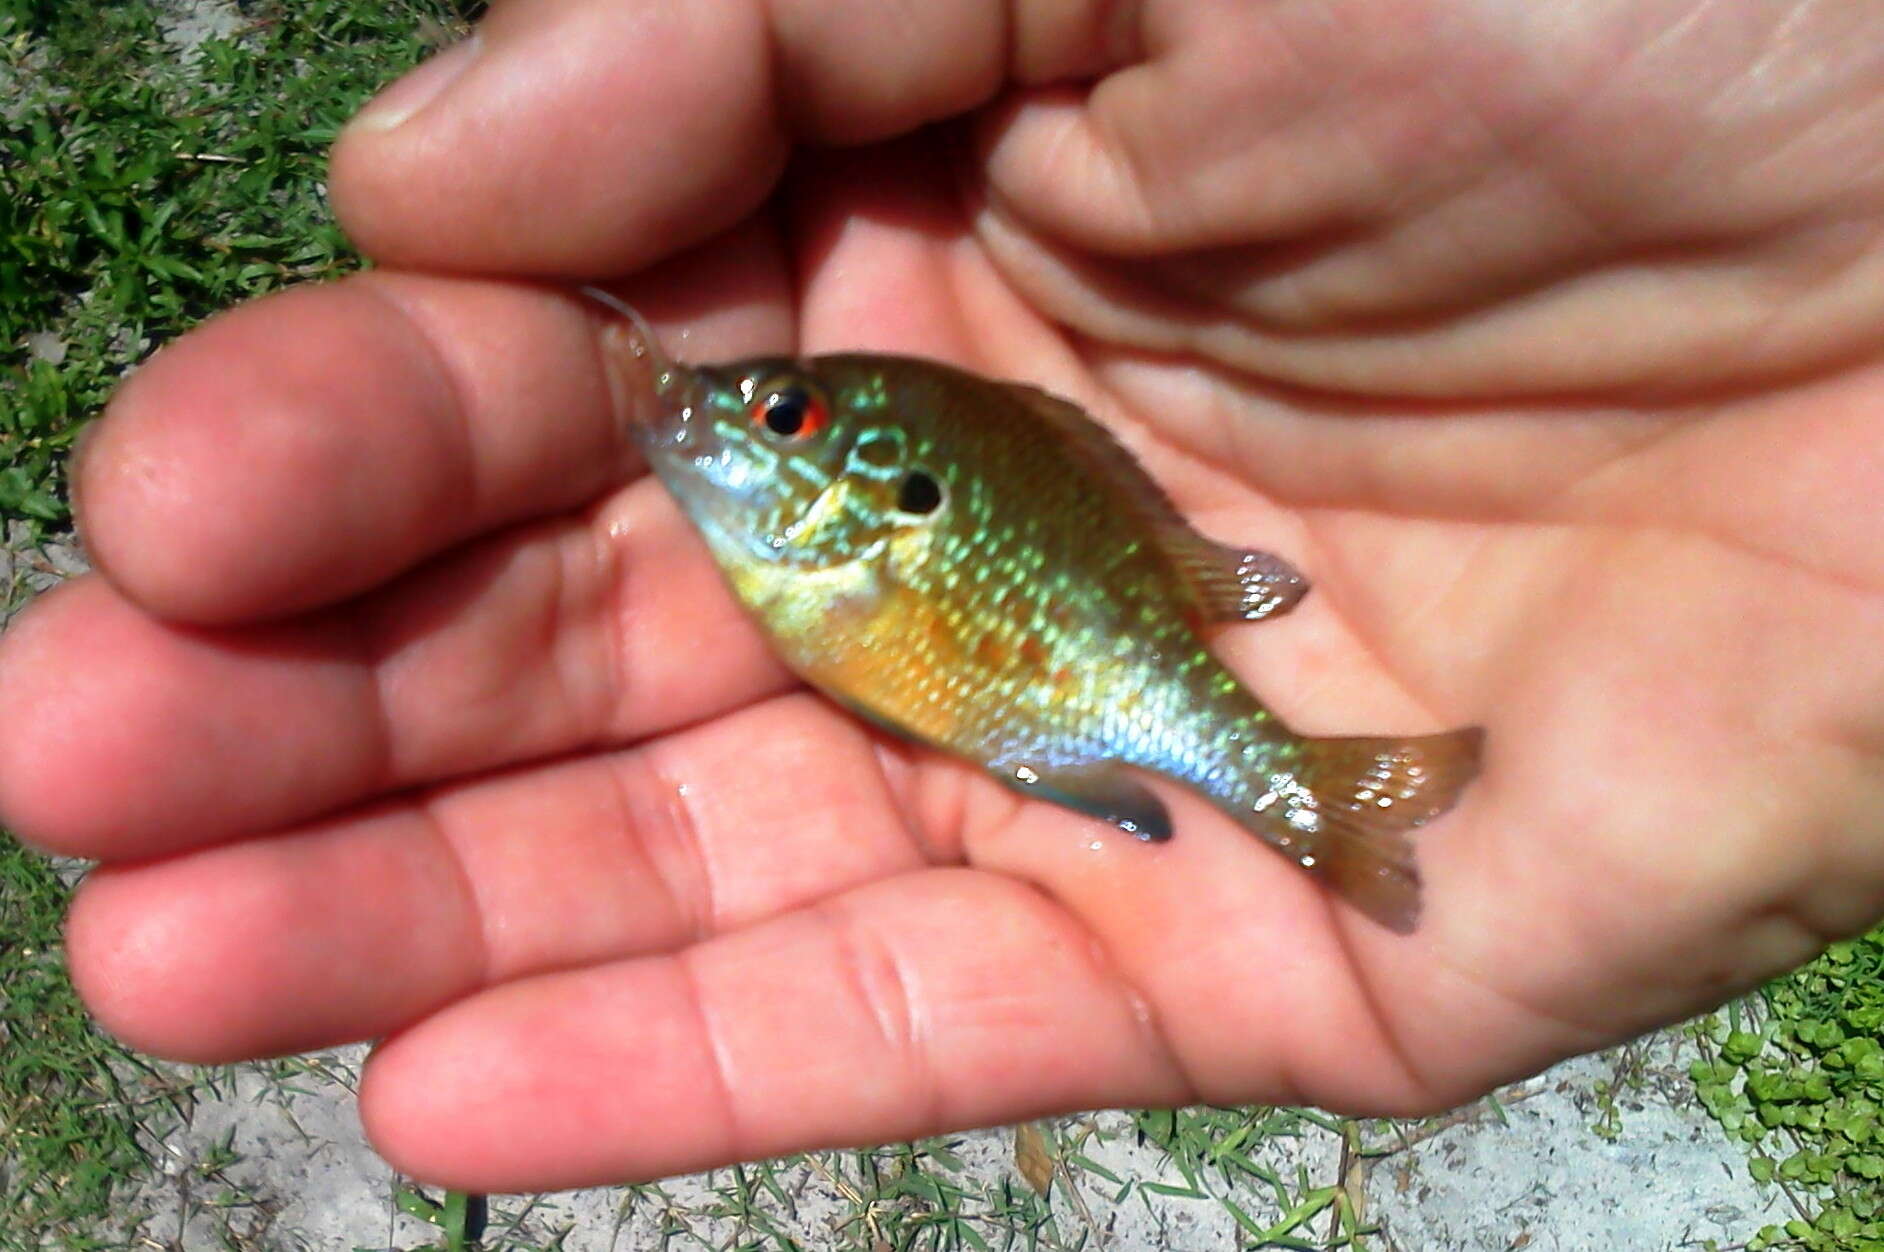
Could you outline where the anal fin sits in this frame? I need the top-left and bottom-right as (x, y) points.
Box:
(999, 761), (1173, 841)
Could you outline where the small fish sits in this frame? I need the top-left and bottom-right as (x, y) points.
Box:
(593, 293), (1481, 931)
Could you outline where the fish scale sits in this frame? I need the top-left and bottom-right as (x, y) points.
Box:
(604, 314), (1483, 933)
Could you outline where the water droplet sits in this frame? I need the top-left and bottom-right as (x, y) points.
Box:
(1119, 981), (1155, 1028)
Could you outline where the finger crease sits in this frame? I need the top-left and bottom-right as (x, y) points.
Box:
(352, 278), (486, 515)
(672, 947), (747, 1157)
(820, 900), (940, 1129)
(545, 524), (608, 739)
(1065, 907), (1197, 1103)
(347, 607), (403, 792)
(1326, 906), (1436, 1107)
(622, 744), (719, 942)
(591, 505), (641, 741)
(412, 788), (494, 992)
(868, 738), (952, 865)
(971, 811), (1200, 1104)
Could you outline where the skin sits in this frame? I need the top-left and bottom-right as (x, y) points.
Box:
(1, 0), (1882, 1194)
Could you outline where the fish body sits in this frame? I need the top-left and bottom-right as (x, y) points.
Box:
(605, 311), (1480, 931)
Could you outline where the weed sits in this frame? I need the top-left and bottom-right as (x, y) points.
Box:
(0, 1), (480, 532)
(1691, 928), (1884, 1250)
(0, 841), (151, 1246)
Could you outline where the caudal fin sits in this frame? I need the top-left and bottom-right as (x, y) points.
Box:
(1259, 727), (1483, 933)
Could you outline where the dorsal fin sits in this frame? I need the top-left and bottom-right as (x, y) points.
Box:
(1000, 381), (1310, 623)
(1157, 534), (1308, 622)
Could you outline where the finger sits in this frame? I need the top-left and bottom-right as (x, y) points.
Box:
(357, 869), (1188, 1193)
(329, 0), (1073, 274)
(0, 484), (788, 860)
(63, 695), (930, 1063)
(80, 221), (790, 624)
(954, 774), (1586, 1114)
(79, 275), (622, 623)
(972, 5), (1527, 257)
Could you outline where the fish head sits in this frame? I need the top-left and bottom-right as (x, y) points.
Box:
(628, 351), (946, 575)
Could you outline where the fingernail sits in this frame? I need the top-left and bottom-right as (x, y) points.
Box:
(347, 35), (481, 134)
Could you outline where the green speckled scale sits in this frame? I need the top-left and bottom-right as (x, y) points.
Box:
(611, 320), (1482, 932)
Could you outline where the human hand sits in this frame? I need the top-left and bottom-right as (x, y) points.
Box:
(2, 0), (1881, 1193)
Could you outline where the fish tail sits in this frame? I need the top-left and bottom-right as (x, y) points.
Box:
(1249, 727), (1483, 933)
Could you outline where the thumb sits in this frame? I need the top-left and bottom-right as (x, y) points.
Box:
(328, 0), (1025, 277)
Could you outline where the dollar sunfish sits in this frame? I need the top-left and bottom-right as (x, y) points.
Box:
(595, 295), (1481, 932)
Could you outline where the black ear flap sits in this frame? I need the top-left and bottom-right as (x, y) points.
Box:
(895, 469), (944, 516)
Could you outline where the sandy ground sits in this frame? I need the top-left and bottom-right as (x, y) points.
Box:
(108, 1033), (1784, 1251)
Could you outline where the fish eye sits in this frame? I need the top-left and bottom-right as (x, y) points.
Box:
(749, 380), (827, 440)
(895, 469), (945, 516)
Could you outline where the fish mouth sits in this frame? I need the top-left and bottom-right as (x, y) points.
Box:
(581, 286), (702, 450)
(639, 365), (707, 454)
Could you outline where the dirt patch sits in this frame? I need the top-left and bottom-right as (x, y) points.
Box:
(1, 524), (86, 626)
(152, 0), (246, 58)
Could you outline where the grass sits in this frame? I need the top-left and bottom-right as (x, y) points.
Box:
(2, 1), (1882, 1250)
(0, 842), (155, 1246)
(1, 0), (470, 532)
(1689, 931), (1884, 1250)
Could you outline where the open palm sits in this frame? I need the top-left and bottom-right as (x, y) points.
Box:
(3, 0), (1881, 1193)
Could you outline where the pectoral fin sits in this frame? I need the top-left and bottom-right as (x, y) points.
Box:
(998, 761), (1173, 841)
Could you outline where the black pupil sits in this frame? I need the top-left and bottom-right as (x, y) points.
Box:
(897, 470), (943, 515)
(763, 388), (809, 436)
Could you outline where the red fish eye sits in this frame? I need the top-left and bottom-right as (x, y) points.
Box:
(751, 383), (826, 440)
